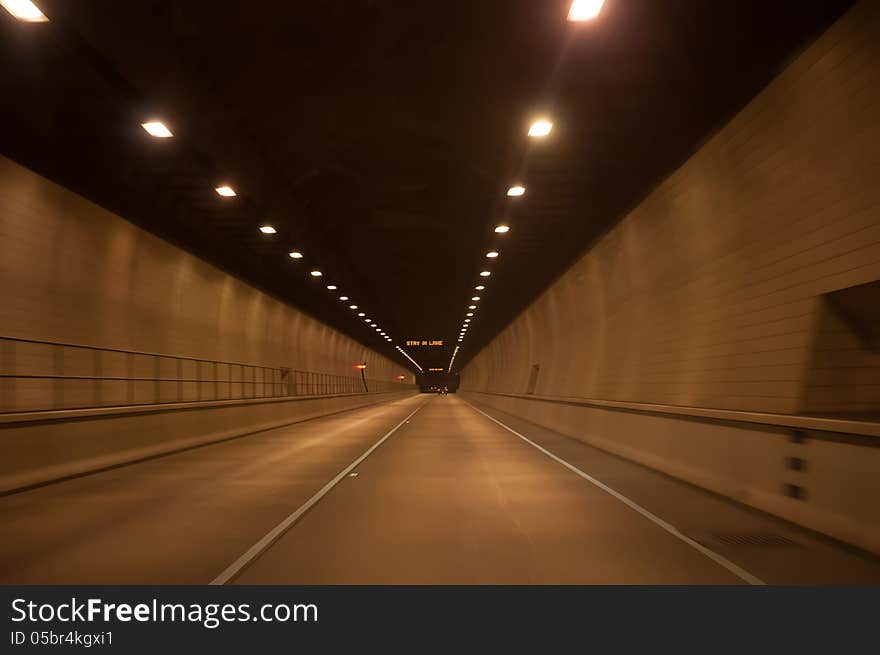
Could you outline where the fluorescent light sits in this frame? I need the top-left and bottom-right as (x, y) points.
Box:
(568, 0), (604, 22)
(1, 0), (48, 22)
(289, 251), (303, 259)
(395, 346), (424, 373)
(259, 225), (276, 234)
(480, 271), (491, 277)
(528, 119), (553, 137)
(141, 121), (173, 138)
(507, 185), (525, 197)
(215, 185), (236, 197)
(310, 270), (322, 277)
(486, 251), (499, 258)
(494, 224), (510, 234)
(326, 285), (337, 290)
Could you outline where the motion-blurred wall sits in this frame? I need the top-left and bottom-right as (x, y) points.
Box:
(460, 1), (880, 552)
(0, 155), (408, 402)
(0, 155), (415, 490)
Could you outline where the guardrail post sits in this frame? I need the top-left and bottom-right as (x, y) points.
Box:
(54, 344), (64, 409)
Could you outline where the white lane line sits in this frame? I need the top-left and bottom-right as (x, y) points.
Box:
(210, 401), (428, 585)
(463, 400), (766, 585)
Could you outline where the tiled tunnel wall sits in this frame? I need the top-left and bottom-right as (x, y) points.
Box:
(0, 153), (417, 491)
(0, 155), (414, 414)
(461, 0), (880, 417)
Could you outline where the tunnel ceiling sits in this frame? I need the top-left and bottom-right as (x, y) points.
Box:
(0, 0), (852, 374)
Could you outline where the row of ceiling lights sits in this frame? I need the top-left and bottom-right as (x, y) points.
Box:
(164, 138), (397, 348)
(145, 128), (398, 346)
(451, 117), (550, 354)
(5, 0), (605, 376)
(2, 1), (403, 359)
(448, 0), (604, 372)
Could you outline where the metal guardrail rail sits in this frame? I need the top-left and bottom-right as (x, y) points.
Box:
(0, 336), (410, 413)
(460, 390), (880, 440)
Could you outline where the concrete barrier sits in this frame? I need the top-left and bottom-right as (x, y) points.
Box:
(461, 390), (880, 556)
(0, 390), (417, 494)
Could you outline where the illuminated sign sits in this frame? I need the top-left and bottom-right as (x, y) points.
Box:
(405, 340), (444, 347)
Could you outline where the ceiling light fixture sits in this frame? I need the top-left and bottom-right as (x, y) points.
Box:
(1, 0), (48, 21)
(259, 225), (276, 234)
(475, 285), (485, 291)
(349, 305), (358, 310)
(486, 251), (499, 258)
(310, 270), (322, 277)
(528, 119), (553, 137)
(448, 345), (461, 373)
(326, 285), (337, 290)
(568, 0), (605, 22)
(494, 225), (510, 234)
(215, 185), (236, 197)
(507, 185), (525, 197)
(466, 313), (474, 317)
(339, 296), (349, 301)
(468, 305), (477, 310)
(289, 251), (303, 259)
(358, 313), (366, 317)
(141, 121), (173, 138)
(472, 296), (480, 301)
(480, 271), (491, 277)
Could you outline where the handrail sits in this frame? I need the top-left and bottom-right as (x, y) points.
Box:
(0, 335), (277, 369)
(0, 335), (412, 413)
(460, 390), (880, 440)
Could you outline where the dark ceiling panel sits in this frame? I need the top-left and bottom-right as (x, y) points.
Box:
(0, 0), (853, 373)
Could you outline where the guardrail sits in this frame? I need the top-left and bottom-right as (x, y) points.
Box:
(459, 390), (880, 440)
(0, 336), (410, 413)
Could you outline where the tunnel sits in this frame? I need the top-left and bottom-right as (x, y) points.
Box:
(2, 0), (880, 593)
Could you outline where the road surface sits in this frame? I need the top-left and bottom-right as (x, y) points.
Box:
(1, 395), (878, 584)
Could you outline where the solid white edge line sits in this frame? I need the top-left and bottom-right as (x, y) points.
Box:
(210, 400), (428, 585)
(463, 399), (766, 586)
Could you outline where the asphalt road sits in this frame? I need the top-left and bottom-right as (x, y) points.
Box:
(2, 394), (878, 584)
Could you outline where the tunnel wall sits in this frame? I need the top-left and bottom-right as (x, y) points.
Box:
(461, 2), (880, 552)
(0, 155), (416, 490)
